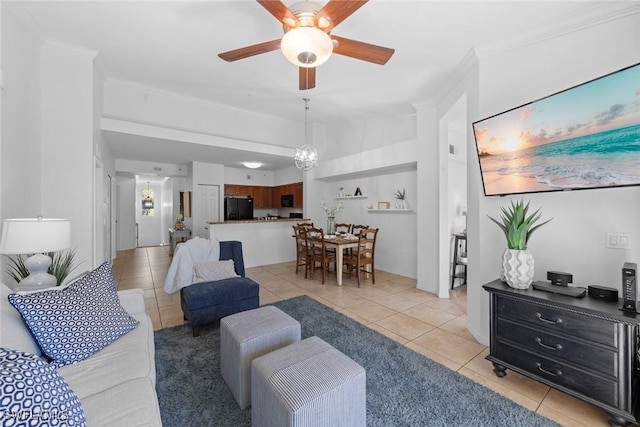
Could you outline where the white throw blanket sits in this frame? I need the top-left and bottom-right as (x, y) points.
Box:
(163, 237), (220, 294)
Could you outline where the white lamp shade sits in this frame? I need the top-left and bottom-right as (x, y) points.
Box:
(281, 27), (333, 68)
(0, 218), (71, 254)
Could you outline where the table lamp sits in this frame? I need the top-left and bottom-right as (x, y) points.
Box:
(0, 217), (71, 287)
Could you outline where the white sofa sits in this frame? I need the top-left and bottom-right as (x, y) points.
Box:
(1, 283), (162, 426)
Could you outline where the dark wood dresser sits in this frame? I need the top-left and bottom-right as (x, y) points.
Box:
(483, 280), (640, 426)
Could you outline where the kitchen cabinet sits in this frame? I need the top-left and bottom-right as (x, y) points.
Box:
(293, 182), (303, 208)
(272, 185), (282, 208)
(224, 184), (239, 195)
(225, 182), (302, 208)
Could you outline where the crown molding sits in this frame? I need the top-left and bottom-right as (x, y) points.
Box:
(474, 2), (640, 60)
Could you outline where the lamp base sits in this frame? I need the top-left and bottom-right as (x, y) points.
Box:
(19, 253), (57, 288)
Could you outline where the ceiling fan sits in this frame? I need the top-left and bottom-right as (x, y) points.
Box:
(218, 0), (395, 90)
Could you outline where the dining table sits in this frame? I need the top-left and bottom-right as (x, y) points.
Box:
(313, 234), (360, 286)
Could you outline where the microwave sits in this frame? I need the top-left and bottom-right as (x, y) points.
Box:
(281, 194), (294, 207)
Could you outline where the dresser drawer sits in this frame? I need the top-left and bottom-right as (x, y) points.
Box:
(497, 295), (616, 346)
(497, 319), (618, 377)
(496, 342), (618, 407)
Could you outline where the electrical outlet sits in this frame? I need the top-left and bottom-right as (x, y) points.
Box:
(606, 232), (632, 249)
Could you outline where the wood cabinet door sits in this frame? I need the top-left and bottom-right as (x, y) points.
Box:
(236, 186), (252, 197)
(272, 185), (282, 207)
(255, 186), (273, 208)
(293, 182), (303, 208)
(224, 184), (238, 195)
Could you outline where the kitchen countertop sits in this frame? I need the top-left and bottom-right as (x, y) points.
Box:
(207, 218), (310, 225)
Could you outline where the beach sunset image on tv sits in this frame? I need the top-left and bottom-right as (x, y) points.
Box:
(473, 62), (640, 196)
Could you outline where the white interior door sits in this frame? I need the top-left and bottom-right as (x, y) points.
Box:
(197, 184), (220, 238)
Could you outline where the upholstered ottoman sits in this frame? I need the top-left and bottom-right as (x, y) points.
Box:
(221, 306), (301, 410)
(251, 336), (366, 427)
(181, 278), (259, 337)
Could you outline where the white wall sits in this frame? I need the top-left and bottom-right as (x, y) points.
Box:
(224, 166), (274, 186)
(467, 11), (640, 345)
(161, 178), (173, 245)
(1, 4), (41, 222)
(116, 176), (136, 250)
(103, 80), (303, 148)
(136, 180), (163, 247)
(1, 4), (42, 282)
(40, 42), (100, 272)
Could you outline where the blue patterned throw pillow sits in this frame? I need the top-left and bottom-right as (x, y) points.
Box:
(8, 262), (139, 368)
(0, 347), (86, 426)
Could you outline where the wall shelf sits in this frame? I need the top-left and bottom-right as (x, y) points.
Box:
(367, 209), (413, 212)
(336, 195), (367, 199)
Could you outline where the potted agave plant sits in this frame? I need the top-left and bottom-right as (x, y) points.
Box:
(488, 199), (552, 289)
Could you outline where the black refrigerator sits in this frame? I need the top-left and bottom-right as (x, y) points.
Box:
(224, 196), (254, 220)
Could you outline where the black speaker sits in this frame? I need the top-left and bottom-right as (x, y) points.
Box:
(587, 285), (618, 302)
(621, 262), (637, 312)
(547, 271), (573, 287)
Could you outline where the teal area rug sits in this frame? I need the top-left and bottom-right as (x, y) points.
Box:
(155, 295), (559, 426)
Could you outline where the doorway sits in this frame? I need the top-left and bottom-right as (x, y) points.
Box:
(440, 95), (468, 299)
(135, 176), (173, 247)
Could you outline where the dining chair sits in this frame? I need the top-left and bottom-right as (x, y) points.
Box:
(343, 228), (379, 287)
(292, 225), (311, 278)
(347, 224), (369, 255)
(335, 223), (351, 234)
(307, 227), (336, 285)
(350, 224), (369, 237)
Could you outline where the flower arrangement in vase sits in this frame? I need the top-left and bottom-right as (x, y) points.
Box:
(488, 199), (552, 289)
(320, 200), (344, 235)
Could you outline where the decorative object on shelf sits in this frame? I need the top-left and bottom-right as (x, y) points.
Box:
(394, 187), (408, 209)
(174, 214), (186, 231)
(294, 98), (318, 171)
(488, 199), (552, 289)
(321, 200), (343, 236)
(355, 187), (362, 196)
(377, 201), (390, 210)
(0, 217), (75, 287)
(338, 187), (344, 197)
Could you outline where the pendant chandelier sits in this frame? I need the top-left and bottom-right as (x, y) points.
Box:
(294, 98), (319, 171)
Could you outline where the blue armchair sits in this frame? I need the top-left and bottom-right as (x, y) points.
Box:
(180, 241), (259, 337)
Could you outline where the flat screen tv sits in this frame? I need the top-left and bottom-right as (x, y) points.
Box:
(472, 62), (640, 197)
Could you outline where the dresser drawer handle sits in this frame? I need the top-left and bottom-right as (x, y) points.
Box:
(535, 337), (563, 351)
(536, 362), (562, 377)
(535, 312), (563, 325)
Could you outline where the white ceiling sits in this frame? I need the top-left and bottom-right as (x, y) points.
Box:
(9, 0), (635, 171)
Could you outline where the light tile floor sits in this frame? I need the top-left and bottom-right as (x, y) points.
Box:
(113, 246), (609, 427)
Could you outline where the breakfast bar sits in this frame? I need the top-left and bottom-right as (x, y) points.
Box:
(208, 219), (309, 268)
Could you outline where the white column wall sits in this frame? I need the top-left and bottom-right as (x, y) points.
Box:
(1, 4), (41, 222)
(40, 42), (98, 272)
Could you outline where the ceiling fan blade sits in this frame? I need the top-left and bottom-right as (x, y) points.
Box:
(315, 0), (368, 31)
(257, 0), (300, 28)
(332, 36), (394, 65)
(299, 67), (316, 90)
(218, 39), (281, 62)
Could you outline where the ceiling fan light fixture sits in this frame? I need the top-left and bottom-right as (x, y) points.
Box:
(281, 27), (333, 68)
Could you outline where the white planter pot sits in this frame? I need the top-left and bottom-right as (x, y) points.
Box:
(502, 248), (534, 289)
